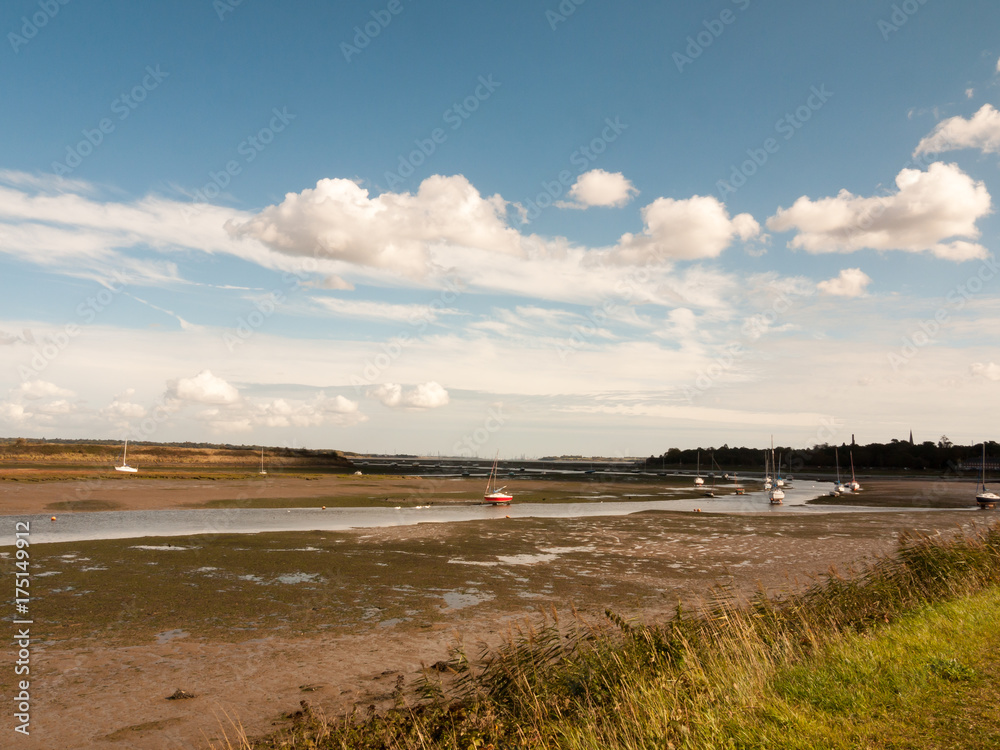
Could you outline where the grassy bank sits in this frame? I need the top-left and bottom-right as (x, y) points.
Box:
(224, 522), (1000, 749)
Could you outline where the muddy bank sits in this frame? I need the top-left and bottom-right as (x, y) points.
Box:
(1, 501), (988, 749)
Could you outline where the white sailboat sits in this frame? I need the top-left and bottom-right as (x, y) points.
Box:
(694, 451), (705, 487)
(483, 451), (512, 505)
(830, 447), (846, 495)
(703, 452), (717, 497)
(976, 442), (998, 509)
(114, 439), (138, 473)
(848, 450), (861, 492)
(763, 450), (772, 491)
(768, 437), (784, 504)
(259, 447), (267, 476)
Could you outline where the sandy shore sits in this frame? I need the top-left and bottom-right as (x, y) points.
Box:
(0, 474), (991, 749)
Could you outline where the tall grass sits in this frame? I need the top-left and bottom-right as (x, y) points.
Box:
(225, 521), (1000, 750)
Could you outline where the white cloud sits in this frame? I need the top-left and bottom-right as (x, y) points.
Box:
(102, 389), (148, 424)
(970, 362), (1000, 381)
(368, 382), (450, 410)
(817, 268), (872, 297)
(914, 104), (1000, 155)
(247, 393), (364, 428)
(766, 162), (992, 261)
(0, 402), (27, 424)
(557, 169), (638, 209)
(11, 380), (74, 400)
(607, 195), (760, 263)
(302, 275), (354, 291)
(36, 399), (75, 415)
(226, 175), (525, 277)
(167, 370), (240, 405)
(312, 297), (456, 324)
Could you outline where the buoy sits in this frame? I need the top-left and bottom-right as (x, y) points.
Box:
(50, 516), (56, 521)
(322, 506), (326, 510)
(505, 515), (510, 518)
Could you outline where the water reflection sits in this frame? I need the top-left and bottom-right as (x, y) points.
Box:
(5, 482), (951, 545)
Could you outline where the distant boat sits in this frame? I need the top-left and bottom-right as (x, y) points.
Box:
(733, 470), (746, 495)
(114, 439), (138, 473)
(694, 451), (705, 487)
(848, 450), (861, 492)
(768, 437), (784, 505)
(483, 451), (512, 505)
(703, 452), (717, 497)
(831, 447), (847, 495)
(259, 447), (267, 476)
(976, 442), (999, 509)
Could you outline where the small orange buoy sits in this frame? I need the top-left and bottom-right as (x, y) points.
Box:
(50, 516), (56, 521)
(505, 515), (510, 518)
(321, 506), (326, 510)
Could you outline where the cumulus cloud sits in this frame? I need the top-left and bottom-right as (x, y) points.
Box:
(11, 380), (74, 400)
(226, 175), (524, 277)
(557, 169), (638, 209)
(368, 382), (450, 410)
(766, 162), (992, 261)
(0, 403), (27, 424)
(970, 362), (1000, 381)
(607, 195), (760, 263)
(817, 268), (872, 297)
(166, 370), (241, 405)
(102, 389), (148, 424)
(914, 104), (1000, 156)
(248, 393), (363, 428)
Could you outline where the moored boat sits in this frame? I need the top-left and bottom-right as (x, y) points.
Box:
(484, 452), (512, 505)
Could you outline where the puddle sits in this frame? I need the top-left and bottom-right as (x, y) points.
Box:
(496, 553), (559, 565)
(275, 572), (320, 584)
(441, 590), (493, 610)
(131, 545), (194, 551)
(155, 629), (189, 644)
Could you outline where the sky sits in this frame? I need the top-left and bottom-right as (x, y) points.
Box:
(2, 0), (1000, 458)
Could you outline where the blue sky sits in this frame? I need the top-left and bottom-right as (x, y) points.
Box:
(2, 0), (1000, 457)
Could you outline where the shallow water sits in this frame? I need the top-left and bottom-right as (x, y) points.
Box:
(3, 482), (956, 545)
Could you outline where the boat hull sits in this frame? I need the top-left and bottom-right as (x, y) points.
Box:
(484, 492), (512, 505)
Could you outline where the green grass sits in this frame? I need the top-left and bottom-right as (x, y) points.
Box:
(217, 522), (1000, 750)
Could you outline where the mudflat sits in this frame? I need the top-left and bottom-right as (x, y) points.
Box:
(0, 474), (989, 749)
